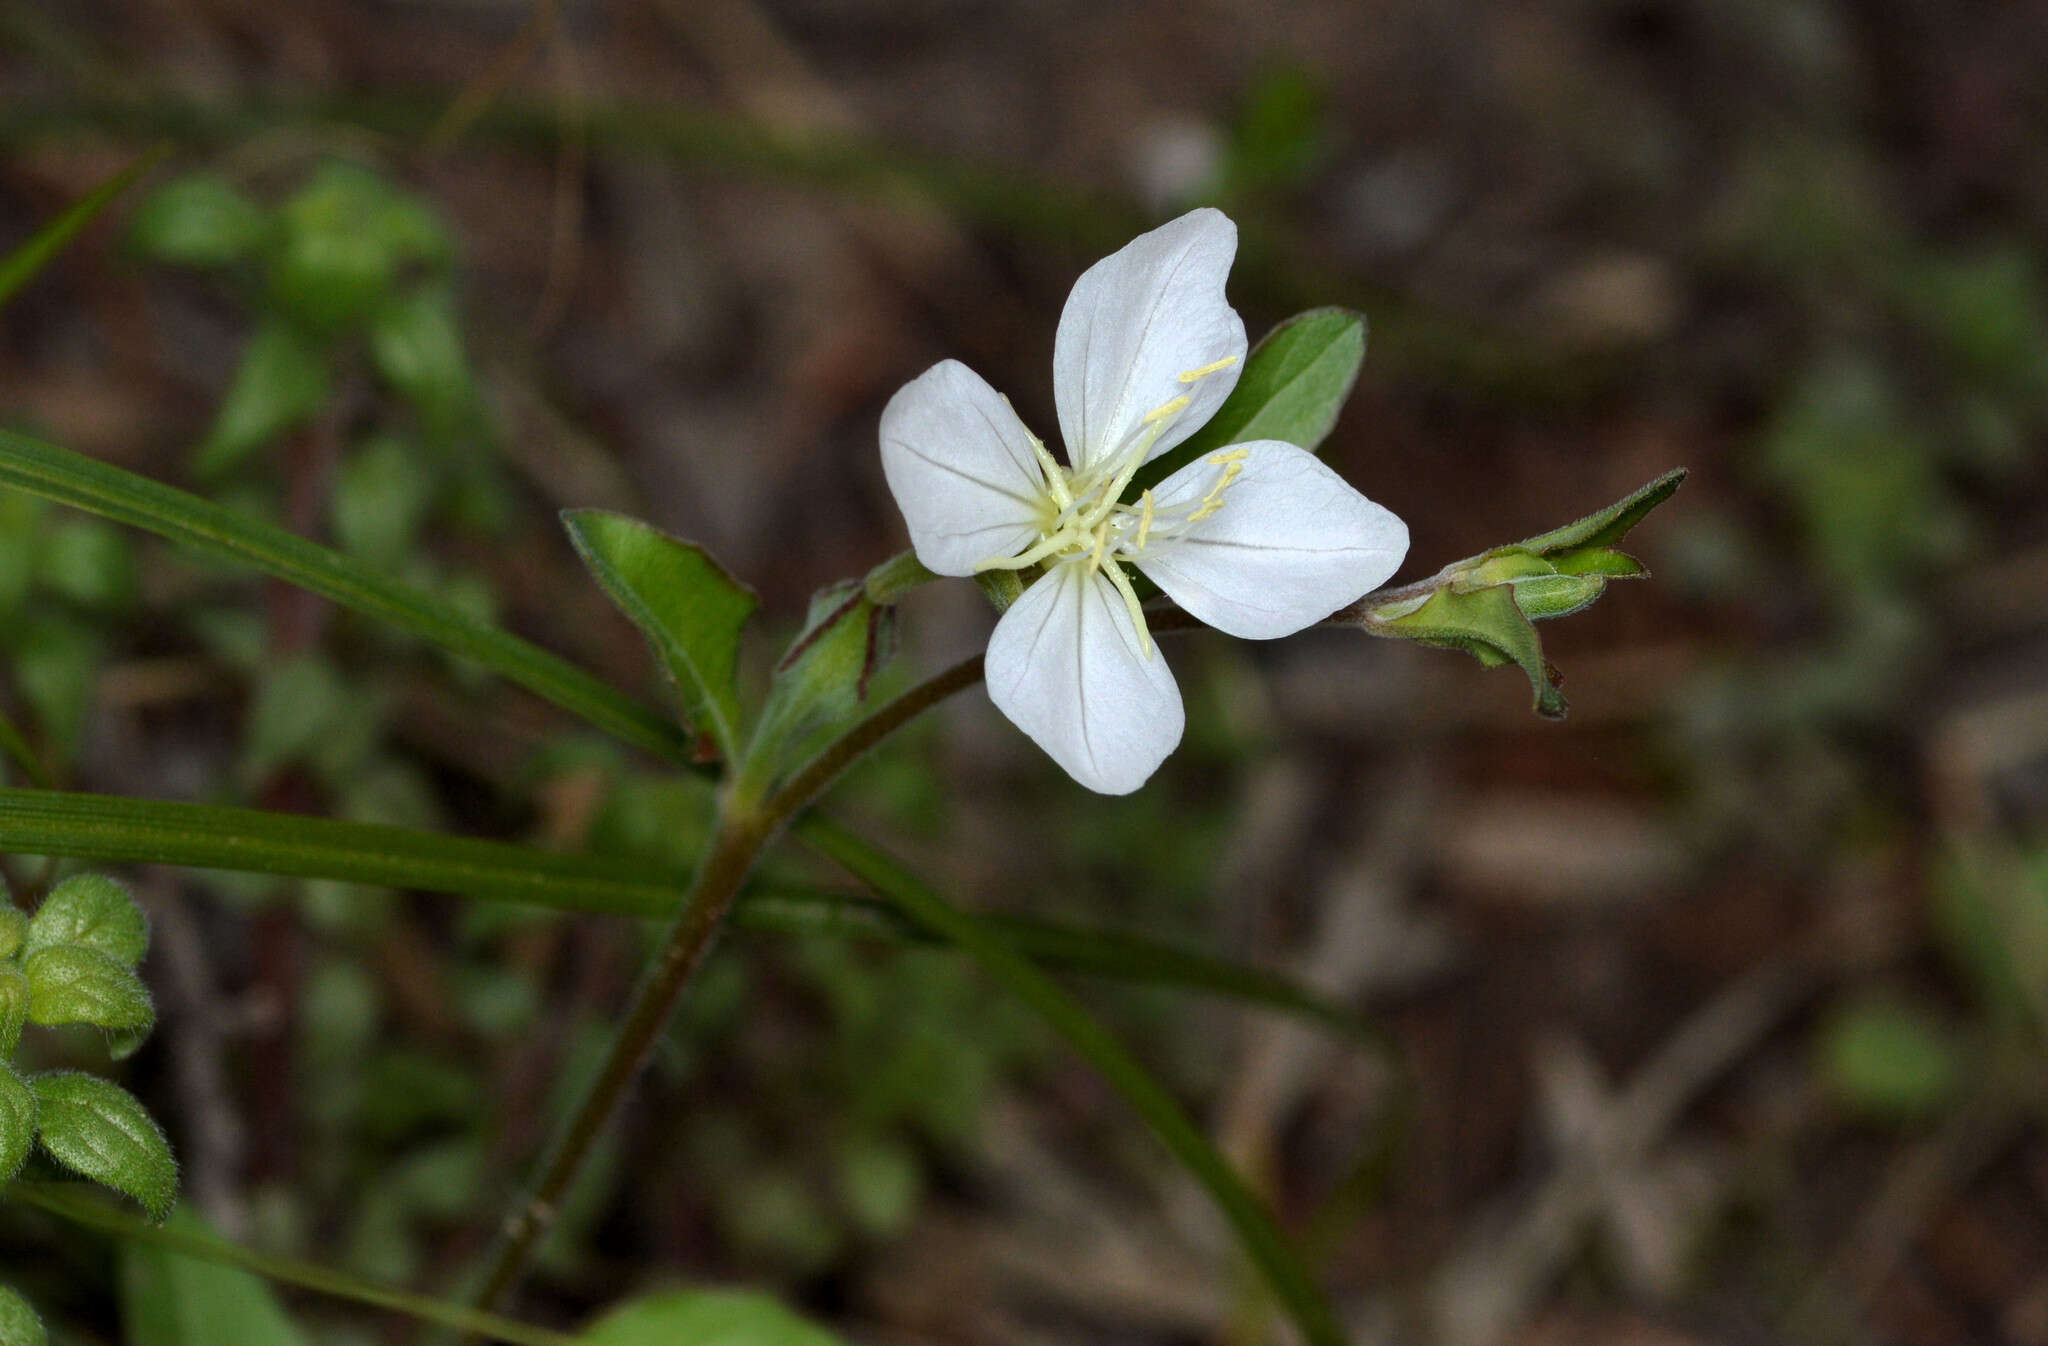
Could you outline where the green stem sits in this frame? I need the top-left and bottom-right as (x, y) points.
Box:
(12, 1183), (578, 1346)
(468, 807), (771, 1316)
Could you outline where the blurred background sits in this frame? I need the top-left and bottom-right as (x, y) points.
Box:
(4, 1), (2048, 1343)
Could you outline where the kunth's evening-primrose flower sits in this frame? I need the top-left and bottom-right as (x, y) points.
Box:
(880, 208), (1409, 794)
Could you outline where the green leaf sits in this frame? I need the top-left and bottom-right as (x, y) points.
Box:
(0, 1066), (35, 1183)
(23, 945), (154, 1032)
(0, 907), (25, 960)
(194, 321), (330, 478)
(582, 1288), (846, 1346)
(120, 1208), (312, 1346)
(793, 814), (1347, 1346)
(0, 787), (1378, 1039)
(269, 163), (401, 332)
(0, 146), (163, 310)
(32, 1071), (178, 1220)
(1816, 995), (1962, 1124)
(0, 967), (24, 1059)
(126, 175), (270, 269)
(0, 426), (695, 762)
(1135, 307), (1367, 492)
(332, 434), (435, 567)
(0, 1282), (45, 1346)
(1515, 467), (1689, 555)
(25, 873), (149, 965)
(369, 283), (471, 426)
(238, 655), (348, 787)
(13, 612), (102, 759)
(563, 510), (757, 760)
(35, 518), (136, 612)
(752, 581), (896, 771)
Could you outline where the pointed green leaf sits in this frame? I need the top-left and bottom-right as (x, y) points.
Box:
(0, 1067), (35, 1183)
(127, 176), (270, 269)
(26, 873), (149, 965)
(582, 1288), (848, 1345)
(369, 283), (471, 426)
(755, 581), (897, 762)
(32, 1072), (177, 1220)
(1515, 467), (1687, 555)
(562, 510), (756, 759)
(0, 147), (163, 310)
(1136, 307), (1368, 491)
(23, 946), (154, 1032)
(332, 434), (436, 567)
(0, 1282), (45, 1346)
(194, 321), (330, 478)
(0, 965), (28, 1057)
(120, 1208), (312, 1346)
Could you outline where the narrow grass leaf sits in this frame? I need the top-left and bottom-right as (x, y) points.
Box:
(0, 146), (163, 309)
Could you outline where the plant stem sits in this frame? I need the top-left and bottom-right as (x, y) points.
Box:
(13, 1183), (578, 1346)
(467, 805), (770, 1317)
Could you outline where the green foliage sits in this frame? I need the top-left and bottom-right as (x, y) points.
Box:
(1363, 469), (1685, 716)
(22, 945), (154, 1034)
(25, 873), (149, 964)
(563, 510), (757, 760)
(0, 1066), (34, 1182)
(270, 162), (437, 334)
(0, 1282), (45, 1346)
(1815, 995), (1963, 1124)
(582, 1288), (847, 1346)
(332, 434), (437, 568)
(0, 908), (23, 960)
(1137, 307), (1367, 489)
(368, 282), (473, 428)
(32, 1071), (178, 1221)
(753, 581), (897, 773)
(0, 148), (161, 310)
(128, 176), (270, 269)
(194, 321), (331, 478)
(119, 1208), (311, 1346)
(0, 967), (23, 1057)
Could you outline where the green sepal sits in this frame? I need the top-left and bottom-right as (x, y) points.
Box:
(23, 946), (155, 1033)
(0, 965), (27, 1057)
(562, 510), (757, 761)
(752, 581), (898, 769)
(974, 568), (1023, 613)
(194, 321), (330, 478)
(26, 873), (149, 965)
(32, 1071), (178, 1221)
(0, 908), (25, 961)
(0, 1066), (34, 1183)
(0, 1281), (45, 1346)
(1355, 469), (1685, 717)
(127, 176), (271, 270)
(1135, 307), (1368, 492)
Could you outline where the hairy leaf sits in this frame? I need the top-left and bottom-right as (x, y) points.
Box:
(33, 1072), (177, 1221)
(23, 946), (154, 1032)
(0, 1066), (35, 1183)
(25, 873), (149, 965)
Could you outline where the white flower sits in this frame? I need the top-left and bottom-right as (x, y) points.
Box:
(880, 208), (1409, 794)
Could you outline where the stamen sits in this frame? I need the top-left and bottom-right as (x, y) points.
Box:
(1177, 354), (1241, 383)
(1186, 448), (1249, 524)
(1026, 428), (1071, 510)
(1133, 489), (1156, 552)
(974, 528), (1077, 573)
(1099, 556), (1154, 659)
(1142, 394), (1191, 425)
(1087, 526), (1108, 571)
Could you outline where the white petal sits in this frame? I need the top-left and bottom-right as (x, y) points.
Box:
(1138, 440), (1409, 639)
(879, 360), (1048, 576)
(985, 561), (1184, 795)
(1053, 208), (1247, 475)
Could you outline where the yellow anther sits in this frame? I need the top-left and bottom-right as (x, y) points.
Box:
(1187, 450), (1249, 524)
(1177, 354), (1241, 383)
(1134, 489), (1156, 551)
(1141, 394), (1191, 425)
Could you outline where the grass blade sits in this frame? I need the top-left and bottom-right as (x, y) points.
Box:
(0, 789), (1376, 1039)
(0, 428), (692, 762)
(793, 812), (1348, 1346)
(0, 145), (163, 309)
